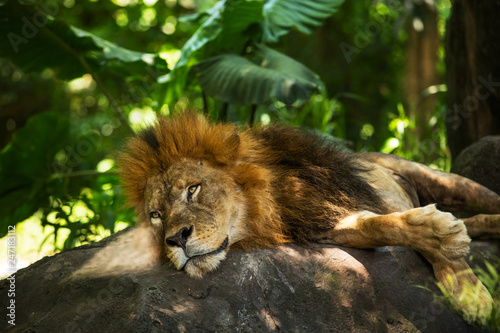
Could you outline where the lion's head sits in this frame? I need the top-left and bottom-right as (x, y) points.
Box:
(119, 113), (288, 278)
(143, 158), (246, 277)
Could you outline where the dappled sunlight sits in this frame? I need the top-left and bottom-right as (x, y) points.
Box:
(311, 247), (372, 307)
(68, 74), (95, 93)
(68, 226), (161, 280)
(128, 107), (158, 130)
(259, 308), (281, 332)
(159, 48), (181, 69)
(0, 216), (57, 278)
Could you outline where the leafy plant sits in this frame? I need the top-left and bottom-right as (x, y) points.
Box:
(474, 256), (500, 330)
(380, 102), (451, 171)
(432, 256), (500, 330)
(161, 0), (345, 117)
(0, 0), (168, 133)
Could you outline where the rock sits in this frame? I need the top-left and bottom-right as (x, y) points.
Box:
(1, 226), (495, 333)
(452, 136), (500, 195)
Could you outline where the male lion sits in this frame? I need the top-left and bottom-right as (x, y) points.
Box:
(120, 112), (500, 323)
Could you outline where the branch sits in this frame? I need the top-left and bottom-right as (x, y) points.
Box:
(77, 57), (135, 135)
(51, 170), (117, 180)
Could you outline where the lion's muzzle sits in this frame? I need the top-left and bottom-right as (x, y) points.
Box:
(165, 225), (193, 255)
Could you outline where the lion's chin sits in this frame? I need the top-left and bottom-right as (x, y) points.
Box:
(183, 250), (227, 278)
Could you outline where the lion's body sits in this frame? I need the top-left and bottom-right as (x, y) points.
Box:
(120, 112), (500, 324)
(120, 113), (385, 248)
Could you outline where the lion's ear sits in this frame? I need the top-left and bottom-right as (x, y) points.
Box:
(232, 163), (269, 190)
(225, 133), (240, 152)
(213, 132), (240, 165)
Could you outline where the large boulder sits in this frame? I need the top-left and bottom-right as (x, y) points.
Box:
(2, 226), (495, 332)
(452, 136), (500, 195)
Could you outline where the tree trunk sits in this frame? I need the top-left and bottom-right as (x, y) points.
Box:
(404, 0), (439, 129)
(445, 1), (500, 159)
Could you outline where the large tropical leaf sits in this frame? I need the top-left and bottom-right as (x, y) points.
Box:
(194, 45), (322, 105)
(252, 45), (322, 90)
(262, 0), (345, 42)
(0, 112), (70, 237)
(0, 1), (166, 80)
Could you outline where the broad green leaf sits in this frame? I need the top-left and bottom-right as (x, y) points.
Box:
(262, 0), (345, 42)
(194, 45), (322, 105)
(252, 45), (322, 89)
(0, 1), (166, 80)
(0, 112), (70, 237)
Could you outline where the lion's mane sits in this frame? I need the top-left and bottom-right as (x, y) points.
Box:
(119, 112), (382, 248)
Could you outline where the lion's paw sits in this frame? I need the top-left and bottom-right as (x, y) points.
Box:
(402, 204), (470, 261)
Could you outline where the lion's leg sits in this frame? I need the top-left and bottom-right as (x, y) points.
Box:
(463, 214), (500, 239)
(315, 204), (493, 324)
(361, 152), (500, 214)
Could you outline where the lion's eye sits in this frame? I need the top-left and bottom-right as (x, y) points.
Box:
(186, 184), (200, 202)
(150, 211), (161, 219)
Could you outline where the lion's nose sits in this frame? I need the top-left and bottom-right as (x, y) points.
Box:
(165, 225), (193, 250)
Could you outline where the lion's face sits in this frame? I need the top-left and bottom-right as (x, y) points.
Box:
(144, 159), (245, 278)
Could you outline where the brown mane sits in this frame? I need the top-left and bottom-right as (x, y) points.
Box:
(119, 112), (383, 249)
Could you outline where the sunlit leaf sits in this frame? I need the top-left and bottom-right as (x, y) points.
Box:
(380, 137), (400, 154)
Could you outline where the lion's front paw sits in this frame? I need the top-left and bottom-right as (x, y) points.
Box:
(402, 204), (471, 261)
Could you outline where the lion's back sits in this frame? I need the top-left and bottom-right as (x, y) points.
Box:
(250, 125), (384, 242)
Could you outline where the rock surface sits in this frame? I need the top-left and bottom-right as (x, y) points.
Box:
(452, 136), (500, 195)
(1, 226), (497, 333)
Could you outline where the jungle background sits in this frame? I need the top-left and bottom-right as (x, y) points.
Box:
(0, 1), (499, 325)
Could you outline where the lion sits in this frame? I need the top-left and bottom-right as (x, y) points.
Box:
(119, 112), (500, 323)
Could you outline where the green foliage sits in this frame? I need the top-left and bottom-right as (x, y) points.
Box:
(380, 102), (451, 171)
(0, 112), (69, 237)
(3, 1), (495, 329)
(262, 0), (344, 42)
(0, 1), (167, 81)
(474, 256), (500, 329)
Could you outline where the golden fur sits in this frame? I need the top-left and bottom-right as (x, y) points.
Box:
(120, 113), (287, 249)
(120, 112), (382, 249)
